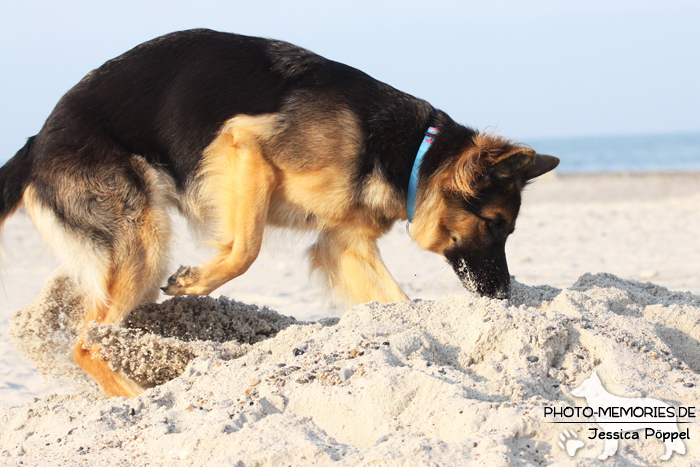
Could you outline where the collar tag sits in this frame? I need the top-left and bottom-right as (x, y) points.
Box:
(406, 126), (439, 223)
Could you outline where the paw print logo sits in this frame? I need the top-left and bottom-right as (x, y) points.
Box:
(558, 429), (585, 457)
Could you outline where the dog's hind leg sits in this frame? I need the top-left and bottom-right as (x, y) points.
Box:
(25, 156), (172, 397)
(309, 226), (409, 305)
(72, 246), (168, 398)
(162, 118), (277, 296)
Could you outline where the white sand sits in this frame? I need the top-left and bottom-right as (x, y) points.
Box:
(1, 172), (700, 465)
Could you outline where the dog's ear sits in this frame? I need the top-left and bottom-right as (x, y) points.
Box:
(489, 151), (536, 180)
(524, 154), (560, 180)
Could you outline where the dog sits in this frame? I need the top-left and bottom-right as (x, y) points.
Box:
(0, 29), (558, 397)
(571, 371), (686, 460)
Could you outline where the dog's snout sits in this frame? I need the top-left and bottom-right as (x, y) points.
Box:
(449, 250), (511, 300)
(477, 279), (511, 300)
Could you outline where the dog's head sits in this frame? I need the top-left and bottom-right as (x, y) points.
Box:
(411, 133), (559, 299)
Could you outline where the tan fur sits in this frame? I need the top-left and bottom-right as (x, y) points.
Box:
(72, 203), (170, 396)
(410, 185), (449, 254)
(23, 157), (173, 397)
(264, 108), (364, 229)
(130, 158), (177, 301)
(72, 269), (153, 397)
(309, 226), (407, 304)
(448, 133), (535, 198)
(360, 169), (405, 219)
(166, 112), (404, 306)
(73, 343), (143, 398)
(265, 106), (362, 172)
(273, 165), (354, 227)
(168, 119), (537, 306)
(410, 134), (531, 255)
(163, 116), (278, 295)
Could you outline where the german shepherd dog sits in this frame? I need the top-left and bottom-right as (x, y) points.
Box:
(0, 29), (558, 397)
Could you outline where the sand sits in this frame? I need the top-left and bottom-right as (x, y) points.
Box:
(1, 172), (700, 466)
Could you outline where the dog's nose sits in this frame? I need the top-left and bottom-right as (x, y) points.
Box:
(495, 291), (510, 300)
(493, 288), (510, 300)
(491, 282), (511, 300)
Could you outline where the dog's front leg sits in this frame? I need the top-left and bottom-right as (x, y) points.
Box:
(309, 226), (409, 305)
(162, 131), (277, 296)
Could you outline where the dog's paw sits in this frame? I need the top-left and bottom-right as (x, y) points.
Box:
(558, 429), (584, 457)
(161, 265), (201, 295)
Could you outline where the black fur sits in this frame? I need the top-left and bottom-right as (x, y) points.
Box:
(22, 29), (475, 206)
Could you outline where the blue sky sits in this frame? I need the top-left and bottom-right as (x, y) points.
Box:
(1, 0), (698, 162)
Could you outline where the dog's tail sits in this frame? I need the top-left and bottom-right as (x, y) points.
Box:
(0, 136), (35, 230)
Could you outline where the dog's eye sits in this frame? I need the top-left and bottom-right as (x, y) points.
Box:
(486, 221), (496, 230)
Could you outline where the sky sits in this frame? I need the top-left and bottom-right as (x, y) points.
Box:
(1, 0), (699, 162)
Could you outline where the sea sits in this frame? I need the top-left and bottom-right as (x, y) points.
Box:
(1, 132), (699, 174)
(524, 132), (700, 174)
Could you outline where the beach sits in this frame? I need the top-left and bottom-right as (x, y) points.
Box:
(1, 171), (700, 465)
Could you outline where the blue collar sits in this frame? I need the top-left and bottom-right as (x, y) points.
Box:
(406, 126), (439, 222)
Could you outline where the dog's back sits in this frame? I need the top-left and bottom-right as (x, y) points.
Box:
(36, 30), (290, 187)
(36, 29), (413, 189)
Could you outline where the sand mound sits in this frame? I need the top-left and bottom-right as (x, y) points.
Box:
(2, 273), (700, 465)
(9, 271), (301, 391)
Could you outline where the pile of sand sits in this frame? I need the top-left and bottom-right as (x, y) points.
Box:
(2, 271), (699, 465)
(9, 271), (301, 392)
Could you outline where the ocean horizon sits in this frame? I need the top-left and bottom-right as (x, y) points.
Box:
(525, 131), (700, 174)
(2, 131), (699, 174)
